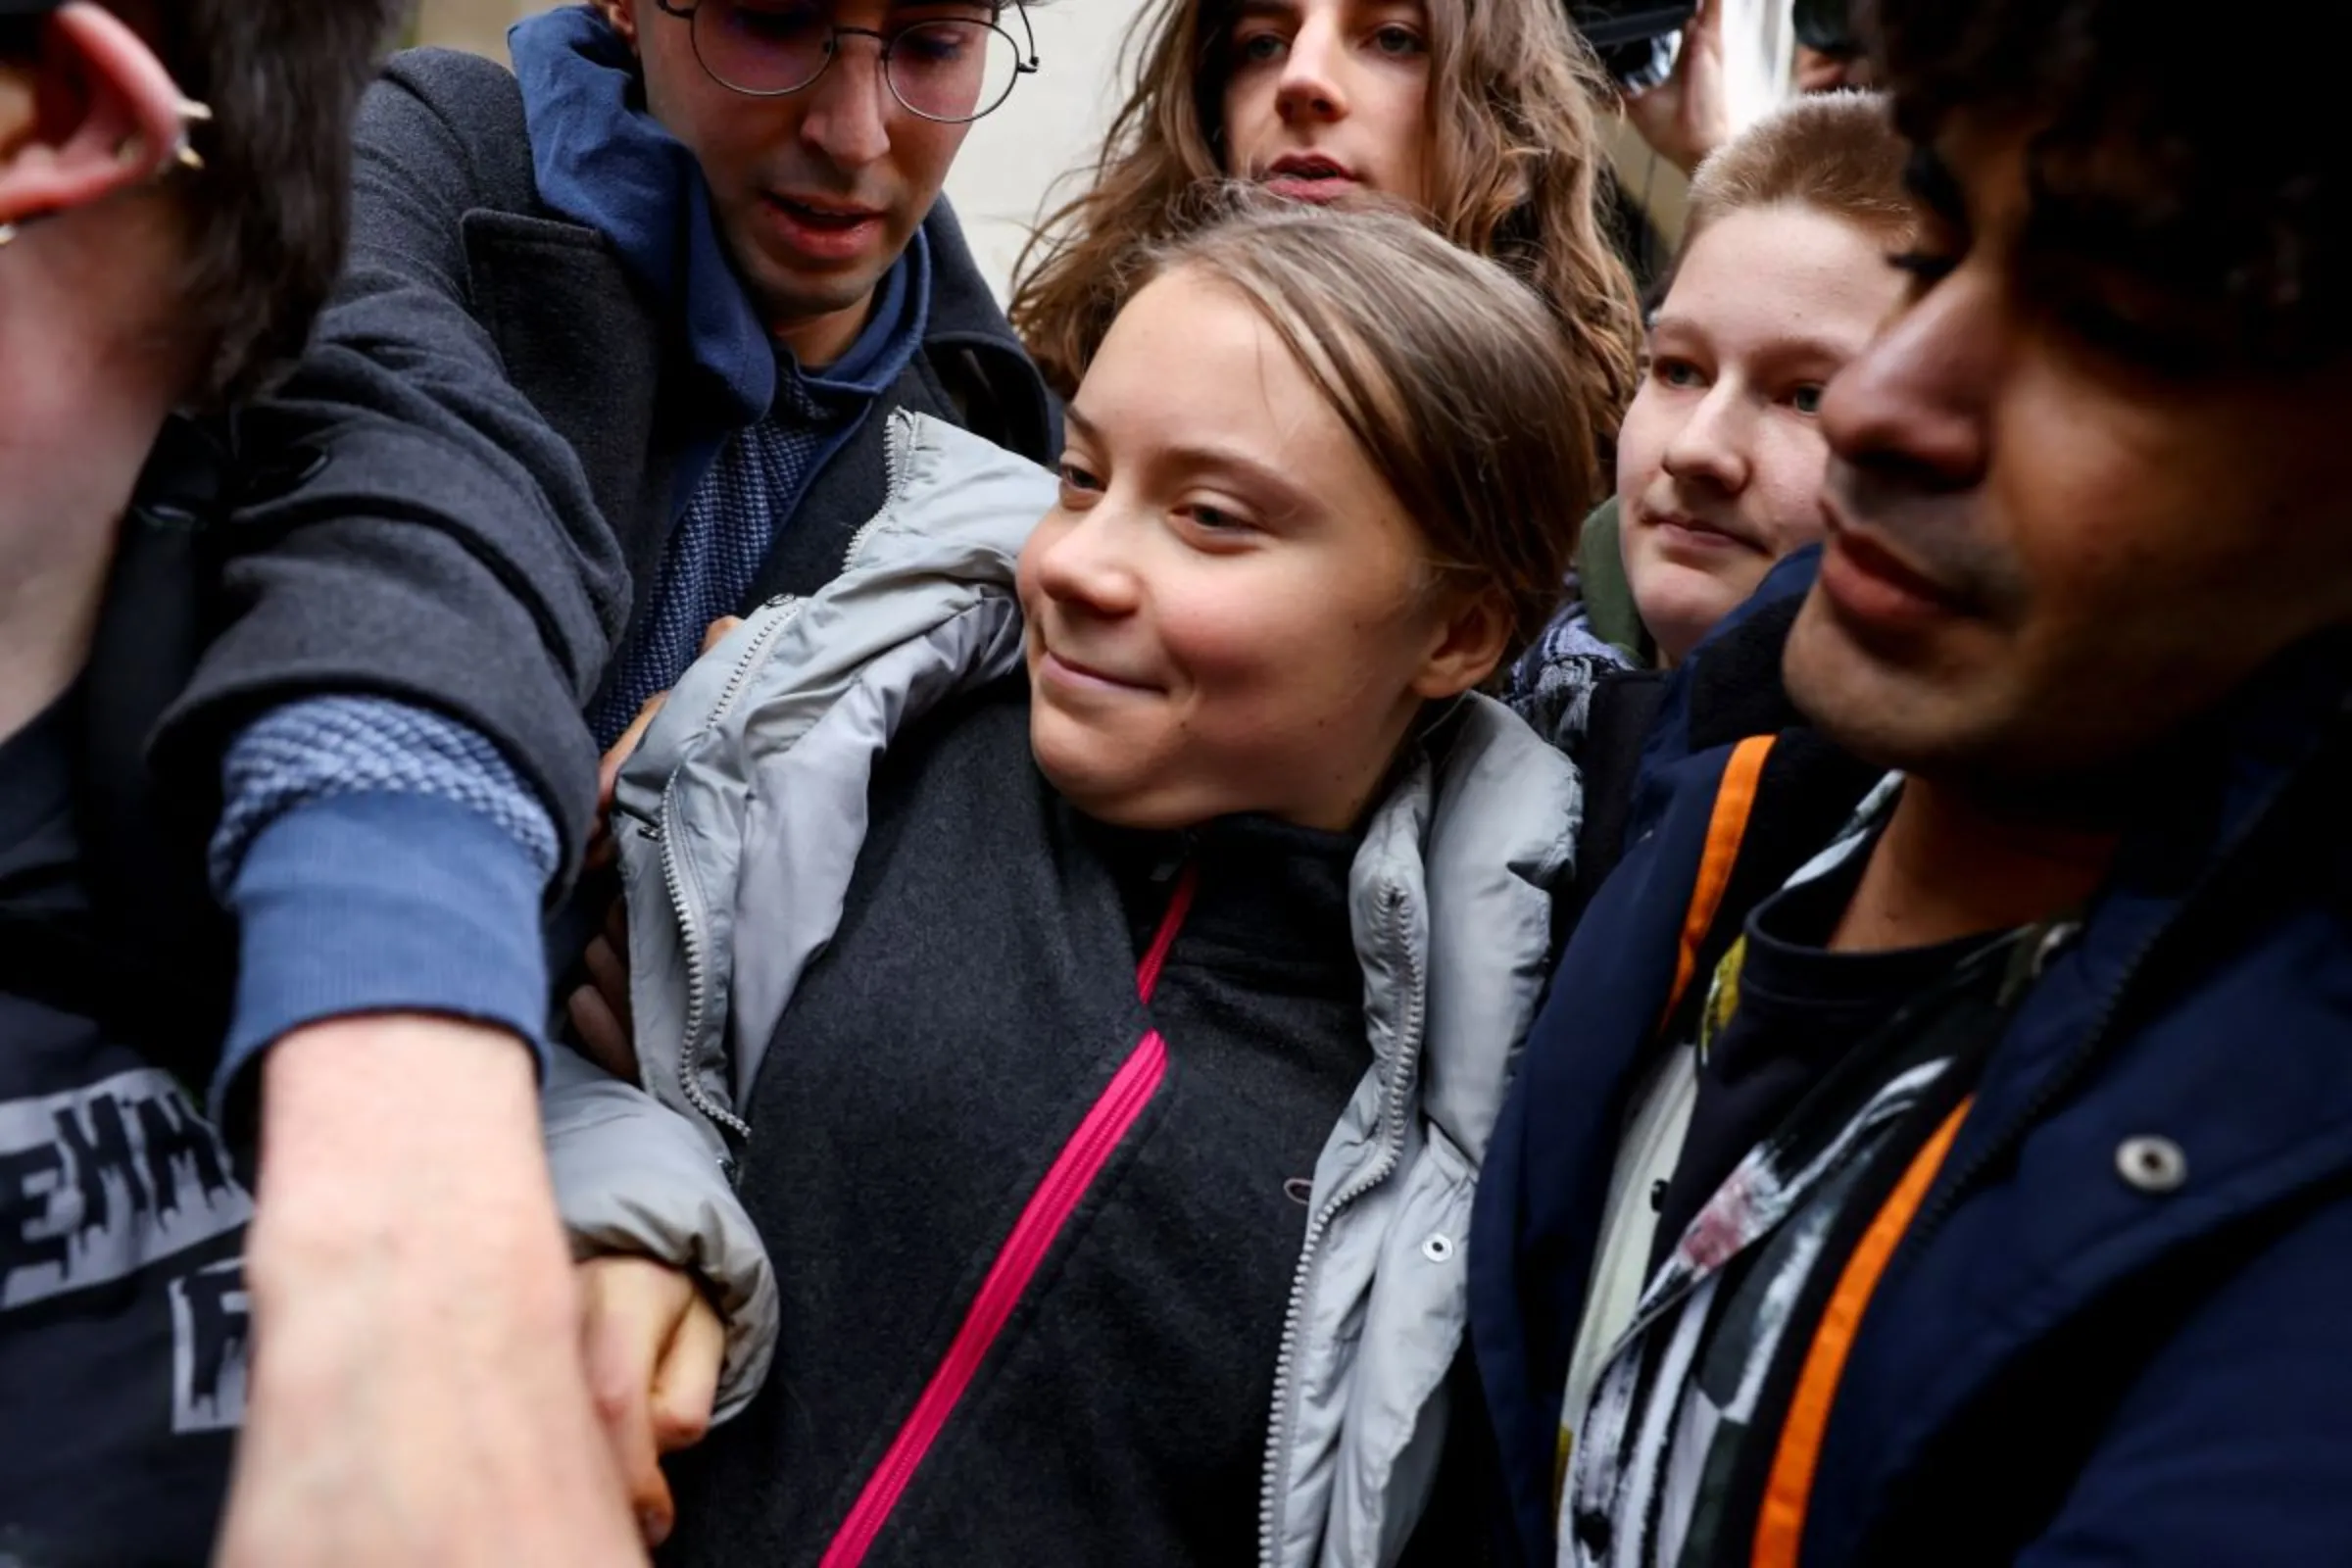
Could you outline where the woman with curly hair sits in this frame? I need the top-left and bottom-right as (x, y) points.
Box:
(1007, 0), (1643, 469)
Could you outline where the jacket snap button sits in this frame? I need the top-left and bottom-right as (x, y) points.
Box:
(1421, 1233), (1456, 1263)
(2116, 1136), (2186, 1194)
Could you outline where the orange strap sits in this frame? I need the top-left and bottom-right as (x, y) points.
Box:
(1554, 736), (1778, 1516)
(1751, 1097), (1975, 1568)
(1660, 735), (1777, 1030)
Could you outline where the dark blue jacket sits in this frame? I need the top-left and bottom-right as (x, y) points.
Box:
(1471, 606), (2352, 1565)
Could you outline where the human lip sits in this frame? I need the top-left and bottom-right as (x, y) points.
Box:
(1644, 505), (1760, 554)
(1816, 501), (1973, 636)
(1263, 153), (1360, 202)
(1039, 649), (1160, 696)
(760, 192), (886, 261)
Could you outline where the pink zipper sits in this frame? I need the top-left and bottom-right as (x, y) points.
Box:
(819, 865), (1199, 1568)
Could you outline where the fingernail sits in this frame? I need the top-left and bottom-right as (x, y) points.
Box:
(642, 1508), (673, 1548)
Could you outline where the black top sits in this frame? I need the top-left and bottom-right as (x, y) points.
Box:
(1650, 842), (1993, 1265)
(664, 678), (1371, 1567)
(0, 693), (251, 1568)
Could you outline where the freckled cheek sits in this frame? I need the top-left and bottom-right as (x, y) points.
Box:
(1152, 597), (1306, 700)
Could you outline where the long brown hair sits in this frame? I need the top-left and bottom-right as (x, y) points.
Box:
(1007, 0), (1642, 457)
(1133, 196), (1605, 658)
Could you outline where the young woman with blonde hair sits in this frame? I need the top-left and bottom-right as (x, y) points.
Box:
(1007, 0), (1644, 466)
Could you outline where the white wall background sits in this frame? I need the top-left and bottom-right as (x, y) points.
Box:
(938, 0), (1146, 300)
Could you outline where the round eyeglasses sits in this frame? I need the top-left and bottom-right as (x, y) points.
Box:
(653, 1), (1039, 124)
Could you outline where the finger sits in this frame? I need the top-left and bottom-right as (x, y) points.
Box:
(638, 1467), (676, 1551)
(599, 695), (669, 814)
(651, 1298), (727, 1454)
(701, 615), (745, 657)
(585, 819), (615, 873)
(568, 984), (636, 1081)
(579, 1265), (679, 1548)
(583, 935), (633, 1036)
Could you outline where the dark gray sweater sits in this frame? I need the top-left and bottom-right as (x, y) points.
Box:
(662, 679), (1369, 1566)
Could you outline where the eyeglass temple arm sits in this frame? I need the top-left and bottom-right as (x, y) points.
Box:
(641, 0), (1036, 74)
(1003, 0), (1039, 70)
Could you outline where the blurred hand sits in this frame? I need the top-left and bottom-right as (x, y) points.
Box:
(567, 895), (637, 1082)
(1623, 0), (1730, 176)
(579, 1255), (727, 1550)
(585, 616), (744, 871)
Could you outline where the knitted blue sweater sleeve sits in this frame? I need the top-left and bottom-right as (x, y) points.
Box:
(207, 696), (562, 1117)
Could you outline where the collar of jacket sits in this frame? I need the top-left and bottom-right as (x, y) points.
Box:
(1794, 632), (2352, 1565)
(510, 4), (932, 425)
(1570, 498), (1653, 667)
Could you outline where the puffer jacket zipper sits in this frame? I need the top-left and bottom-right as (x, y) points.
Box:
(657, 597), (807, 1152)
(653, 416), (924, 1158)
(1258, 880), (1427, 1566)
(818, 863), (1201, 1568)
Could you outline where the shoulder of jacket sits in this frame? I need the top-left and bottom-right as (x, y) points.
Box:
(1432, 697), (1583, 856)
(851, 411), (1056, 564)
(372, 47), (536, 200)
(381, 45), (524, 119)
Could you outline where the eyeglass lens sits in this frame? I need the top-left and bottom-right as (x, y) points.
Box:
(694, 0), (1023, 122)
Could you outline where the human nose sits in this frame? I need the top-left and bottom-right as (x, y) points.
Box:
(1820, 270), (1994, 494)
(798, 31), (893, 168)
(1031, 501), (1145, 620)
(1660, 380), (1755, 494)
(1275, 15), (1351, 123)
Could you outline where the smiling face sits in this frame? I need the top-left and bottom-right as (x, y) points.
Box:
(1217, 0), (1434, 210)
(1018, 264), (1499, 832)
(1785, 122), (2352, 785)
(607, 0), (978, 365)
(1616, 202), (1906, 665)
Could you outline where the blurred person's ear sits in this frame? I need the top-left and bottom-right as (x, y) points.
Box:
(593, 0), (642, 50)
(1, 2), (191, 231)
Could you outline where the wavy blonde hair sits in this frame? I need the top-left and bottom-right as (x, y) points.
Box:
(1006, 0), (1642, 459)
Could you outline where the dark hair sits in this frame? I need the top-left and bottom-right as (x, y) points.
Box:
(1867, 0), (2345, 370)
(139, 0), (411, 404)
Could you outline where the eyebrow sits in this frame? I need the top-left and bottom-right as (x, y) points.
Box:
(1063, 405), (1320, 520)
(1647, 314), (1861, 367)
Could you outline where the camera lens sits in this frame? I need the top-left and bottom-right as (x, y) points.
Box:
(1791, 0), (1857, 55)
(1568, 0), (1696, 87)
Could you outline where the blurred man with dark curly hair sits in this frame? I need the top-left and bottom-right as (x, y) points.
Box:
(1472, 0), (2352, 1562)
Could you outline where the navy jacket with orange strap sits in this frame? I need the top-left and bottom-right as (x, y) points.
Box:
(1470, 603), (2352, 1566)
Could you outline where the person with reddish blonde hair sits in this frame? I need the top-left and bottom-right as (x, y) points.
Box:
(1510, 92), (1915, 762)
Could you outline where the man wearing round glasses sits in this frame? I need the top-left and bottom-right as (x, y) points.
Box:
(621, 0), (1040, 368)
(210, 0), (1059, 1262)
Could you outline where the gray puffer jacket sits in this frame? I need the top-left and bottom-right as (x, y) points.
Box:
(543, 413), (1583, 1566)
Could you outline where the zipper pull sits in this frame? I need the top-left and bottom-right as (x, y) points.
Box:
(1150, 829), (1199, 884)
